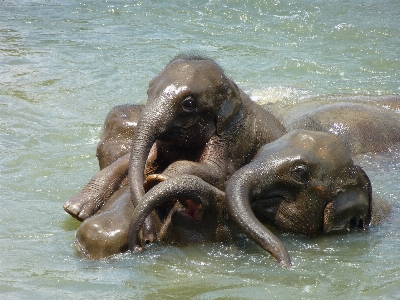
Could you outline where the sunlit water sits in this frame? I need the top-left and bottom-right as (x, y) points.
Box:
(1, 1), (399, 299)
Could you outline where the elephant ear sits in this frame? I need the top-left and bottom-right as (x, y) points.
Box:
(216, 80), (242, 135)
(323, 166), (372, 232)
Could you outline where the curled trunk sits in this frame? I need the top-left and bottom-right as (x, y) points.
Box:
(225, 166), (292, 268)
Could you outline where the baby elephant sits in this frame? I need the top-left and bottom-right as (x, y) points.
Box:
(129, 130), (391, 267)
(226, 129), (391, 266)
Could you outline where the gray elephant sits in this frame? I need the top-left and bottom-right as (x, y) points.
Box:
(268, 96), (400, 154)
(65, 54), (286, 243)
(124, 54), (286, 244)
(128, 130), (391, 267)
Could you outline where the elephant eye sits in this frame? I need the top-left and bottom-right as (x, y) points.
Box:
(182, 96), (197, 111)
(291, 164), (310, 184)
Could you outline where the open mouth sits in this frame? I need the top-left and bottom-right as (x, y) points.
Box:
(175, 198), (203, 221)
(156, 198), (204, 224)
(144, 174), (205, 223)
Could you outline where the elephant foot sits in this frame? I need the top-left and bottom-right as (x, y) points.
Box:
(63, 178), (129, 221)
(75, 186), (133, 259)
(63, 192), (104, 221)
(64, 154), (130, 221)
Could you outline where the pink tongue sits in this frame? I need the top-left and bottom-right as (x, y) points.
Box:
(186, 199), (197, 217)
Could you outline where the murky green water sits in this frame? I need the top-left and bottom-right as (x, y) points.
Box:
(1, 1), (399, 299)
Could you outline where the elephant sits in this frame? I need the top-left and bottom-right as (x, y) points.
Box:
(225, 129), (391, 266)
(126, 54), (286, 244)
(65, 54), (286, 236)
(267, 96), (400, 155)
(127, 130), (392, 267)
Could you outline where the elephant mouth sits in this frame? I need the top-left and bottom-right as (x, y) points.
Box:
(177, 115), (201, 129)
(155, 199), (203, 223)
(251, 195), (285, 223)
(144, 174), (205, 223)
(173, 199), (204, 222)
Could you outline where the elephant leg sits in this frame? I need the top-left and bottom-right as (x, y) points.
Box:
(63, 153), (130, 221)
(75, 186), (134, 259)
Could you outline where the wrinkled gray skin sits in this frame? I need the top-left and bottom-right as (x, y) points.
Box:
(127, 55), (285, 244)
(225, 129), (392, 266)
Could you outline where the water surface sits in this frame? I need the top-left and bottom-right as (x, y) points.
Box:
(1, 1), (399, 299)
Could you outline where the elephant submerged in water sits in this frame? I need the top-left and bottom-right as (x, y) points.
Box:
(269, 97), (400, 155)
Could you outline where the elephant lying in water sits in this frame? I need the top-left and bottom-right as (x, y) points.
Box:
(268, 96), (400, 154)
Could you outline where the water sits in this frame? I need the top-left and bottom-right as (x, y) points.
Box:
(1, 0), (399, 299)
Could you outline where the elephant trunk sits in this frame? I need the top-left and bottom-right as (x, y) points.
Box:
(128, 105), (170, 243)
(127, 175), (224, 251)
(225, 165), (292, 268)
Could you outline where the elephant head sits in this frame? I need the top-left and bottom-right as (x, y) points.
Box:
(226, 130), (372, 255)
(129, 54), (241, 207)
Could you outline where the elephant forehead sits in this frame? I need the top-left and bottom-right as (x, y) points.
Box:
(160, 60), (225, 87)
(290, 130), (350, 159)
(163, 84), (189, 97)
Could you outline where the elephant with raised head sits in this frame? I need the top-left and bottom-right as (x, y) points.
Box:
(126, 54), (285, 244)
(64, 54), (286, 227)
